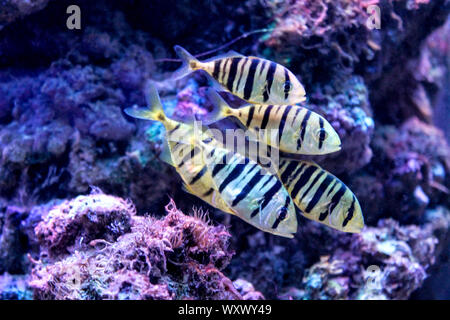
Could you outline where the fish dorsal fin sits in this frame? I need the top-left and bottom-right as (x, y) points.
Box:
(204, 51), (244, 62)
(159, 138), (175, 167)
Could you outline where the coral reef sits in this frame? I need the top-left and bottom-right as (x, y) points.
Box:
(29, 195), (250, 300)
(0, 0), (49, 30)
(0, 0), (448, 300)
(34, 192), (135, 258)
(228, 207), (448, 300)
(0, 273), (32, 300)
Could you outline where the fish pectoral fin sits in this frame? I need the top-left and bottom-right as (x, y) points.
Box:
(159, 139), (175, 167)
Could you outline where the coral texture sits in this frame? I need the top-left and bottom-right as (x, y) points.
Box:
(0, 0), (448, 300)
(29, 195), (255, 300)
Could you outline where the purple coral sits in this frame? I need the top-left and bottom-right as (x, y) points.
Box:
(29, 196), (248, 300)
(34, 191), (135, 258)
(0, 0), (448, 301)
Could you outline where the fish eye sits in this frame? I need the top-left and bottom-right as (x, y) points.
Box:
(317, 128), (328, 141)
(283, 81), (291, 92)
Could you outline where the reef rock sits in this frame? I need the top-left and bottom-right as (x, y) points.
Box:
(29, 196), (248, 300)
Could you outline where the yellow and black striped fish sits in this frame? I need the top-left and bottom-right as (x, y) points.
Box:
(277, 159), (364, 233)
(199, 138), (298, 238)
(124, 83), (234, 215)
(173, 45), (306, 105)
(205, 89), (341, 155)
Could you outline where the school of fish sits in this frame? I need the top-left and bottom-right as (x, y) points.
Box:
(124, 45), (364, 237)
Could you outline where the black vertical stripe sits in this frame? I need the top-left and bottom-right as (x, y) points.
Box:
(329, 184), (347, 213)
(260, 105), (273, 130)
(218, 161), (249, 193)
(291, 107), (301, 126)
(189, 166), (207, 184)
(326, 180), (338, 197)
(280, 161), (299, 183)
(221, 58), (230, 83)
(202, 188), (214, 197)
(213, 60), (221, 79)
(217, 59), (225, 82)
(318, 117), (325, 149)
(226, 58), (240, 92)
(299, 171), (325, 202)
(168, 123), (181, 135)
(243, 59), (259, 100)
(260, 179), (282, 211)
(231, 168), (263, 207)
(284, 68), (291, 100)
(258, 61), (267, 78)
(177, 146), (200, 168)
(342, 196), (356, 227)
(264, 62), (277, 102)
(319, 183), (346, 220)
(278, 105), (292, 144)
(212, 154), (228, 177)
(235, 163), (258, 186)
(286, 163), (306, 186)
(305, 174), (333, 220)
(297, 110), (311, 150)
(235, 58), (248, 92)
(306, 174), (336, 214)
(246, 106), (255, 127)
(291, 165), (317, 199)
(258, 173), (273, 192)
(250, 179), (282, 218)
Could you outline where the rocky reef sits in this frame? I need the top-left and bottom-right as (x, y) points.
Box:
(0, 0), (449, 299)
(29, 194), (248, 300)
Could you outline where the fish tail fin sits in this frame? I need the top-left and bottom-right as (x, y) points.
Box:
(204, 89), (234, 125)
(172, 45), (201, 80)
(124, 81), (166, 122)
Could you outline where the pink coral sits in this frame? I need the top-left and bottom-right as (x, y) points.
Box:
(30, 197), (242, 300)
(35, 191), (135, 257)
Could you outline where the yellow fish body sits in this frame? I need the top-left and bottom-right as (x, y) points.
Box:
(277, 159), (364, 233)
(205, 90), (341, 155)
(124, 84), (234, 215)
(199, 138), (298, 238)
(174, 45), (306, 105)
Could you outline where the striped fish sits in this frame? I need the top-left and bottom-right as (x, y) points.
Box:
(277, 159), (364, 233)
(173, 45), (306, 105)
(199, 138), (298, 238)
(124, 82), (235, 215)
(205, 90), (342, 155)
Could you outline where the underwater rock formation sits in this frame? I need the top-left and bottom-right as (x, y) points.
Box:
(34, 192), (135, 258)
(0, 0), (448, 300)
(0, 273), (32, 300)
(29, 195), (253, 300)
(228, 207), (448, 300)
(0, 0), (50, 30)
